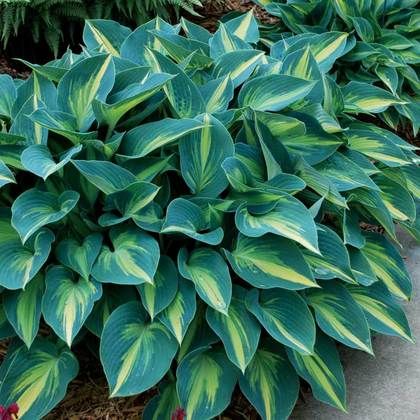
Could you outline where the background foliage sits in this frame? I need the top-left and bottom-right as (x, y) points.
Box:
(0, 0), (202, 57)
(0, 6), (419, 420)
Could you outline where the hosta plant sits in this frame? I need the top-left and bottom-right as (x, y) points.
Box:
(0, 13), (419, 420)
(253, 0), (420, 136)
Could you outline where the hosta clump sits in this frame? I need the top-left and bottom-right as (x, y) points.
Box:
(0, 13), (418, 420)
(253, 0), (420, 136)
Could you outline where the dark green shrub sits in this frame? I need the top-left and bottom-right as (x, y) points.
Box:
(0, 12), (418, 420)
(0, 0), (202, 56)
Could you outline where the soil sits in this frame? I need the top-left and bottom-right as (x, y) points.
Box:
(0, 54), (30, 79)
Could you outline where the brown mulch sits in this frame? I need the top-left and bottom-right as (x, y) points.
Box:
(193, 0), (278, 32)
(0, 54), (30, 79)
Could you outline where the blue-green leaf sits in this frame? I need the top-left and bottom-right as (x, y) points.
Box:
(206, 286), (260, 372)
(178, 247), (232, 314)
(286, 333), (346, 411)
(239, 339), (299, 420)
(179, 114), (234, 197)
(71, 160), (137, 194)
(0, 210), (54, 290)
(119, 118), (205, 158)
(56, 233), (103, 280)
(21, 144), (82, 180)
(11, 189), (79, 243)
(0, 338), (79, 420)
(92, 226), (159, 285)
(3, 274), (44, 348)
(43, 266), (102, 346)
(306, 281), (373, 354)
(246, 288), (316, 355)
(138, 255), (179, 320)
(161, 198), (224, 245)
(57, 54), (115, 131)
(176, 346), (239, 420)
(100, 301), (178, 397)
(224, 234), (317, 290)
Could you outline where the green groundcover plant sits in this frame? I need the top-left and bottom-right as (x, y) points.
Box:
(0, 12), (419, 420)
(253, 0), (420, 135)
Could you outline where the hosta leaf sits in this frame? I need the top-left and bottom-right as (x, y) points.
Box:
(373, 175), (416, 222)
(375, 65), (398, 94)
(100, 301), (178, 397)
(93, 72), (173, 130)
(138, 255), (179, 320)
(43, 266), (102, 346)
(306, 281), (373, 353)
(345, 129), (411, 167)
(120, 17), (178, 64)
(161, 198), (224, 245)
(99, 181), (160, 226)
(0, 159), (16, 187)
(176, 346), (239, 420)
(303, 225), (356, 284)
(286, 333), (346, 411)
(0, 210), (54, 290)
(348, 282), (413, 342)
(361, 233), (412, 300)
(178, 247), (232, 314)
(10, 74), (55, 146)
(224, 10), (259, 43)
(92, 226), (160, 285)
(295, 159), (347, 208)
(401, 165), (420, 198)
(181, 18), (212, 43)
(281, 46), (323, 101)
(57, 54), (115, 131)
(149, 31), (211, 68)
(56, 233), (103, 280)
(246, 289), (316, 355)
(119, 118), (205, 158)
(3, 274), (44, 348)
(71, 160), (137, 194)
(342, 81), (406, 113)
(21, 144), (82, 179)
(0, 339), (78, 420)
(179, 114), (234, 197)
(348, 247), (378, 286)
(209, 24), (251, 58)
(343, 210), (365, 249)
(213, 50), (264, 88)
(143, 381), (180, 420)
(157, 278), (196, 345)
(206, 286), (260, 372)
(16, 60), (67, 83)
(238, 75), (315, 112)
(146, 49), (205, 118)
(200, 75), (234, 113)
(11, 189), (79, 243)
(306, 32), (349, 72)
(224, 234), (318, 290)
(85, 285), (137, 337)
(239, 340), (299, 420)
(347, 188), (396, 240)
(0, 74), (16, 119)
(83, 20), (131, 56)
(315, 152), (379, 192)
(29, 109), (98, 145)
(235, 195), (319, 253)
